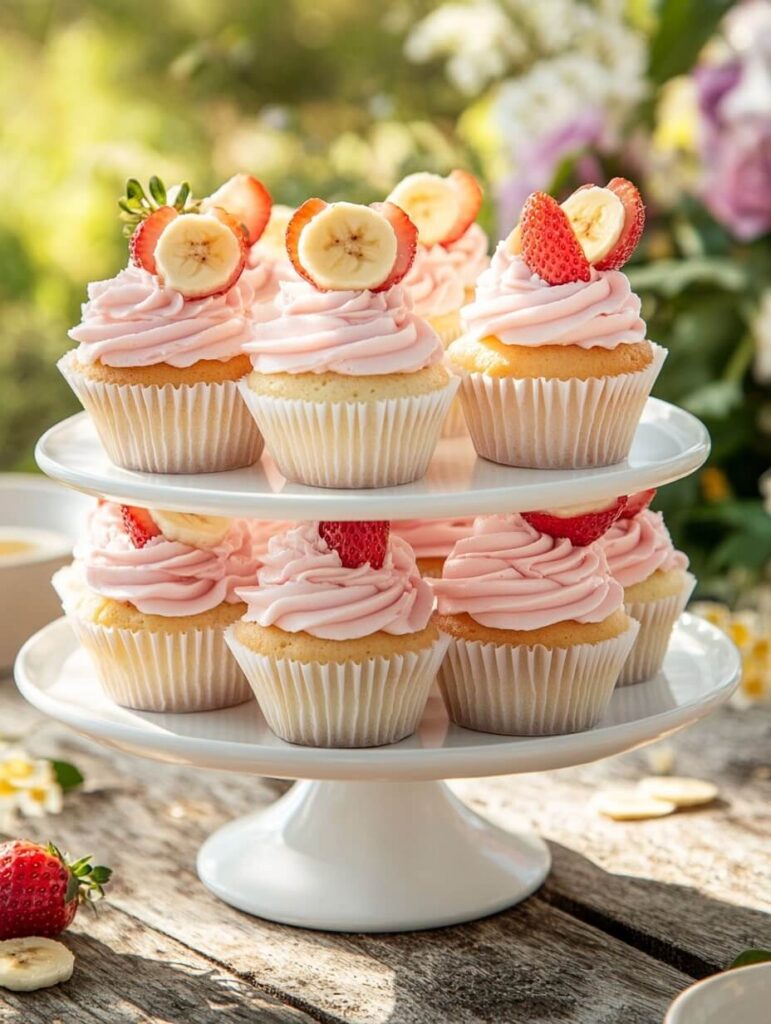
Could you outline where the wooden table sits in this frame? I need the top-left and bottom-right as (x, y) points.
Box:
(0, 678), (769, 1024)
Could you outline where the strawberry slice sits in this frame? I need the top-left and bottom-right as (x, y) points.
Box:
(442, 170), (483, 246)
(286, 198), (328, 288)
(202, 174), (272, 247)
(319, 521), (391, 569)
(621, 488), (656, 519)
(120, 505), (161, 548)
(520, 191), (591, 285)
(594, 178), (645, 271)
(522, 497), (628, 547)
(129, 206), (179, 276)
(368, 201), (418, 291)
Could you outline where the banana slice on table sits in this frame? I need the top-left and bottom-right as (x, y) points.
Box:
(560, 186), (625, 265)
(154, 213), (244, 299)
(152, 511), (231, 549)
(387, 172), (460, 247)
(0, 937), (74, 992)
(593, 790), (677, 821)
(637, 777), (719, 808)
(297, 202), (397, 290)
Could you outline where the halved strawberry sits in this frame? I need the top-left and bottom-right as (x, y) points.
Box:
(522, 497), (628, 547)
(621, 488), (656, 519)
(202, 174), (272, 247)
(120, 505), (161, 548)
(594, 178), (645, 271)
(368, 201), (418, 291)
(286, 198), (328, 288)
(520, 192), (591, 285)
(129, 206), (179, 276)
(319, 521), (390, 569)
(442, 170), (484, 246)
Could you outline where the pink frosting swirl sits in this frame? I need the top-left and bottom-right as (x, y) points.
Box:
(75, 502), (261, 616)
(242, 244), (299, 311)
(402, 244), (466, 317)
(596, 509), (689, 589)
(460, 242), (646, 350)
(69, 264), (256, 368)
(237, 523), (434, 640)
(392, 518), (474, 559)
(432, 513), (623, 630)
(245, 280), (443, 375)
(443, 224), (490, 290)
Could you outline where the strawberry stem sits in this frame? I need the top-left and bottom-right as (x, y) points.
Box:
(47, 842), (112, 905)
(119, 175), (197, 238)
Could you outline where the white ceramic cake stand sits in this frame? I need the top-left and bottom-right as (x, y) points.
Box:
(18, 398), (734, 933)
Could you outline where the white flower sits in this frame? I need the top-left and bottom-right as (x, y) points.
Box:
(0, 749), (65, 819)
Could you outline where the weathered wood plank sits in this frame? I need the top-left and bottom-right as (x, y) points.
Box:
(0, 905), (316, 1024)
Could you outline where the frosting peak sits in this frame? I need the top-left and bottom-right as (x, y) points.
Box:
(402, 243), (466, 317)
(432, 513), (623, 630)
(244, 280), (444, 375)
(75, 502), (261, 616)
(392, 518), (474, 559)
(69, 264), (256, 368)
(237, 523), (434, 639)
(442, 224), (490, 289)
(596, 509), (688, 588)
(461, 241), (646, 350)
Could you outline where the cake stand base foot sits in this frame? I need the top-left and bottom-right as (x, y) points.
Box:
(197, 779), (550, 932)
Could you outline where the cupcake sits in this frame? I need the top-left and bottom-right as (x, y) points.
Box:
(240, 199), (458, 488)
(444, 223), (491, 304)
(240, 203), (299, 316)
(392, 518), (474, 577)
(60, 175), (270, 474)
(432, 511), (639, 736)
(389, 170), (484, 345)
(449, 178), (666, 468)
(595, 489), (695, 686)
(226, 521), (448, 747)
(53, 500), (262, 712)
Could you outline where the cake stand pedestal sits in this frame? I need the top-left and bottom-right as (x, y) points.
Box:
(17, 399), (733, 932)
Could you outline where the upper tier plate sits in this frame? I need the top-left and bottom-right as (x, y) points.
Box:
(37, 400), (709, 519)
(16, 614), (739, 782)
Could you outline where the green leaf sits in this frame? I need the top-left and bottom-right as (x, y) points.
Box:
(51, 760), (84, 791)
(627, 258), (748, 296)
(125, 178), (146, 204)
(173, 181), (190, 210)
(148, 175), (166, 205)
(647, 0), (733, 84)
(682, 379), (742, 419)
(730, 949), (771, 969)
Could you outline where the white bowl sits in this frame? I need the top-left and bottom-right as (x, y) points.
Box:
(0, 474), (91, 672)
(665, 962), (771, 1023)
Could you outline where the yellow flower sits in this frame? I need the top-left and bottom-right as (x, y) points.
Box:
(654, 76), (699, 154)
(701, 466), (732, 503)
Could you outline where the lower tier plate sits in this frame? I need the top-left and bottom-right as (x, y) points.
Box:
(16, 614), (740, 783)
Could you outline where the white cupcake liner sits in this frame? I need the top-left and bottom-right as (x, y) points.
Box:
(440, 393), (469, 438)
(619, 573), (697, 686)
(225, 628), (450, 747)
(65, 614), (252, 712)
(456, 343), (666, 469)
(437, 620), (639, 736)
(58, 351), (264, 474)
(238, 376), (459, 489)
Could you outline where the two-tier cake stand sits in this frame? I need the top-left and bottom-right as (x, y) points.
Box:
(15, 398), (740, 933)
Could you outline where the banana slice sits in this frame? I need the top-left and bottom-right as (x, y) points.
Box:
(387, 173), (460, 246)
(507, 223), (522, 255)
(593, 790), (676, 821)
(637, 776), (719, 808)
(152, 511), (231, 549)
(297, 202), (397, 290)
(560, 186), (625, 265)
(0, 937), (74, 992)
(154, 214), (244, 299)
(257, 204), (295, 260)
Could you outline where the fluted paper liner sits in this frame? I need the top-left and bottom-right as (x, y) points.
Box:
(456, 343), (666, 469)
(440, 394), (468, 438)
(58, 351), (264, 474)
(437, 620), (639, 736)
(225, 629), (450, 747)
(619, 573), (696, 686)
(239, 376), (458, 489)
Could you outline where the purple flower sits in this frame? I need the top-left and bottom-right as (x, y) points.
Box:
(496, 109), (606, 235)
(701, 118), (771, 240)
